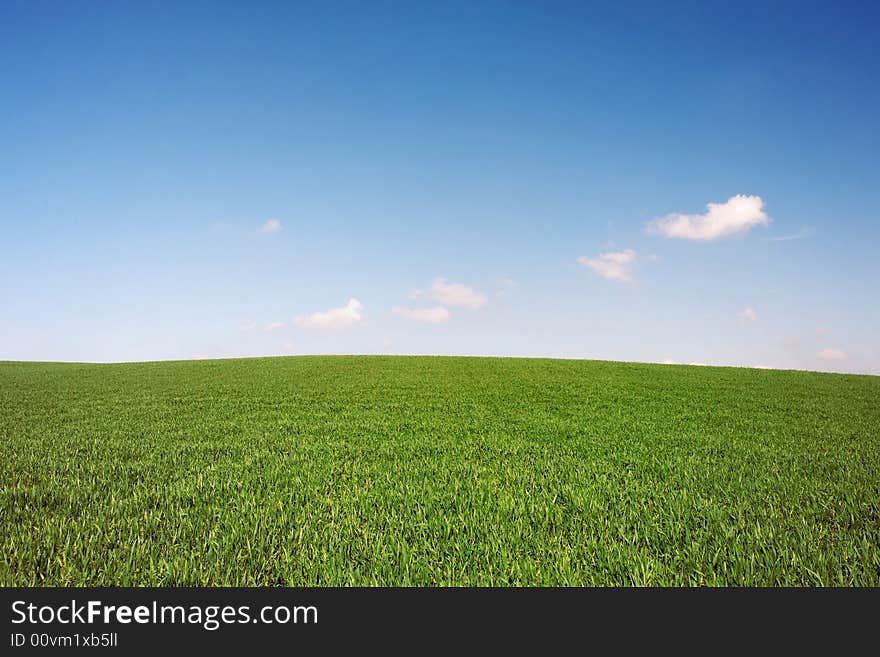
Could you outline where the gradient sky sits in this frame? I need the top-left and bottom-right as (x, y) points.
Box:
(2, 1), (878, 373)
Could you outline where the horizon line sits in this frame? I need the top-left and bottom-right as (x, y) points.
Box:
(1, 353), (876, 378)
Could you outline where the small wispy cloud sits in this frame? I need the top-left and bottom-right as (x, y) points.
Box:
(494, 276), (515, 298)
(260, 218), (282, 234)
(392, 306), (452, 323)
(382, 338), (393, 349)
(578, 249), (637, 282)
(294, 298), (365, 329)
(818, 348), (847, 361)
(265, 321), (286, 331)
(765, 227), (813, 242)
(430, 278), (487, 309)
(240, 321), (257, 332)
(280, 342), (295, 353)
(739, 307), (757, 324)
(647, 195), (769, 241)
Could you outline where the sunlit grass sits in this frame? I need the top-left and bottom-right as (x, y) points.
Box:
(2, 355), (878, 585)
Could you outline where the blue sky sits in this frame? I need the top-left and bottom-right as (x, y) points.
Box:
(2, 1), (878, 373)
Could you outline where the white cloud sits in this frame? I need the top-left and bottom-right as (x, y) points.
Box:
(240, 321), (257, 332)
(739, 307), (757, 323)
(430, 278), (487, 309)
(407, 288), (423, 301)
(382, 338), (393, 349)
(294, 298), (365, 329)
(647, 195), (769, 241)
(280, 342), (295, 353)
(265, 321), (285, 331)
(766, 227), (813, 242)
(578, 249), (637, 282)
(392, 306), (451, 323)
(260, 218), (282, 234)
(818, 348), (847, 361)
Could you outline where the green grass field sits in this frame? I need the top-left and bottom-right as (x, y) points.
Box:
(2, 355), (878, 586)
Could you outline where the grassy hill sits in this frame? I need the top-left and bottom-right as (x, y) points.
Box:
(2, 355), (878, 585)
